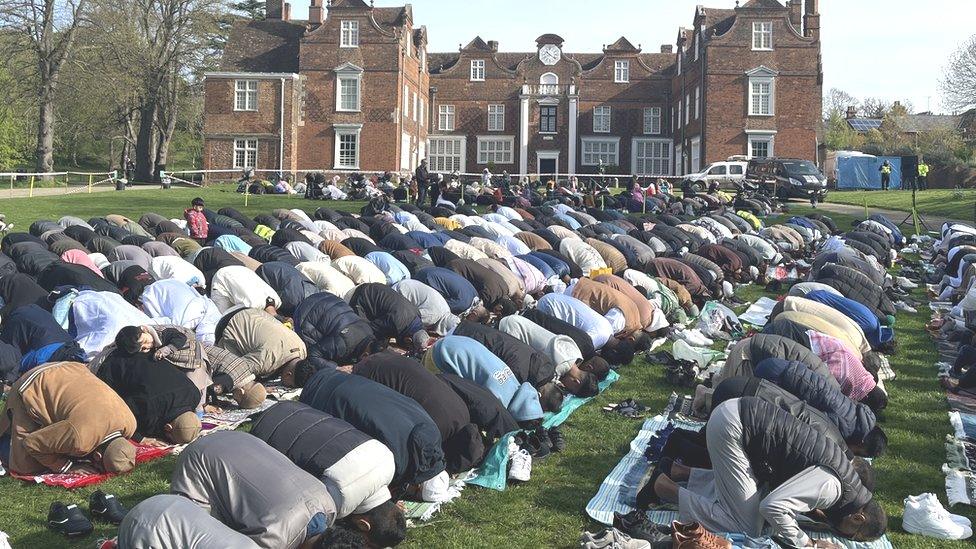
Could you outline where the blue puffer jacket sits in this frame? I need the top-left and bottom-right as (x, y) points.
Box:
(300, 368), (445, 486)
(413, 267), (478, 315)
(429, 336), (543, 422)
(293, 292), (375, 365)
(255, 261), (320, 317)
(755, 358), (876, 443)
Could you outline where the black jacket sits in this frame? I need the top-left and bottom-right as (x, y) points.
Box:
(348, 283), (422, 340)
(293, 293), (375, 365)
(96, 353), (200, 440)
(437, 373), (519, 440)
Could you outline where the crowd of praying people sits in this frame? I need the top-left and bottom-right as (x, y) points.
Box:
(0, 169), (915, 547)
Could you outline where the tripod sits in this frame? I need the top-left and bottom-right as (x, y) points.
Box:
(899, 185), (930, 234)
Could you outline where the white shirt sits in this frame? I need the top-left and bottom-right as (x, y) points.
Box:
(210, 265), (281, 313)
(536, 293), (613, 349)
(297, 262), (356, 301)
(498, 315), (582, 377)
(560, 239), (608, 277)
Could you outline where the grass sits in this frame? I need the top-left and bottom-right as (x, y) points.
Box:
(0, 194), (968, 548)
(827, 189), (976, 224)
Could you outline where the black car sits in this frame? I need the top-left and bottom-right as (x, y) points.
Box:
(745, 158), (827, 200)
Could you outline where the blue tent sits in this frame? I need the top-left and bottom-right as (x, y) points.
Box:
(836, 155), (902, 190)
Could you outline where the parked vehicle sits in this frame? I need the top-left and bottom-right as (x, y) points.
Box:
(684, 161), (748, 191)
(745, 157), (827, 200)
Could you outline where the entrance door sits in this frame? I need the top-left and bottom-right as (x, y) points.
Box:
(539, 158), (557, 176)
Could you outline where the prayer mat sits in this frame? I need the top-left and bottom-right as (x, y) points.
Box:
(8, 442), (170, 489)
(469, 370), (620, 492)
(946, 435), (976, 472)
(949, 411), (976, 441)
(738, 297), (779, 328)
(403, 501), (441, 524)
(948, 391), (976, 415)
(945, 466), (976, 508)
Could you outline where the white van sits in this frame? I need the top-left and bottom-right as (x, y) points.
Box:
(684, 161), (748, 190)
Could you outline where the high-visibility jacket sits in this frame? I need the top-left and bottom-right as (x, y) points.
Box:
(880, 164), (892, 175)
(918, 163), (929, 177)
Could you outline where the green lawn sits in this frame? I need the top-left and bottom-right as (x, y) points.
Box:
(0, 195), (967, 548)
(827, 189), (976, 224)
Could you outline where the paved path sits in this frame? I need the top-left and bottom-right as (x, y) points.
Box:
(813, 201), (951, 233)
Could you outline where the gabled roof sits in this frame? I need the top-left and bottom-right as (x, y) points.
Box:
(329, 0), (370, 8)
(901, 114), (962, 133)
(462, 36), (492, 52)
(745, 65), (778, 77)
(371, 6), (409, 27)
(604, 36), (640, 53)
(220, 19), (305, 73)
(702, 8), (736, 39)
(741, 0), (786, 8)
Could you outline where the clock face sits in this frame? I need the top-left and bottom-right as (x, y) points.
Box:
(539, 44), (561, 66)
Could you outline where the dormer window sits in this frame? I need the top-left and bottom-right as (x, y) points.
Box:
(341, 21), (359, 48)
(752, 22), (772, 50)
(614, 60), (629, 83)
(470, 60), (485, 81)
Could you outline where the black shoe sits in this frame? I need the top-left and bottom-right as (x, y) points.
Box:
(548, 426), (565, 453)
(89, 490), (127, 525)
(613, 510), (673, 548)
(520, 429), (552, 461)
(48, 502), (94, 538)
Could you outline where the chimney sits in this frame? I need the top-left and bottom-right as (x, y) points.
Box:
(282, 2), (291, 20)
(308, 0), (324, 25)
(787, 0), (802, 31)
(660, 44), (673, 54)
(804, 0), (820, 39)
(846, 105), (856, 120)
(487, 40), (498, 52)
(266, 0), (282, 19)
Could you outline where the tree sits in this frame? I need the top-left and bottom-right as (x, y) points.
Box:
(943, 35), (976, 112)
(823, 88), (857, 119)
(0, 0), (88, 174)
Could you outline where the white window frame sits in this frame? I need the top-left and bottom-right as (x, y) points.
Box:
(340, 20), (360, 48)
(403, 85), (409, 118)
(749, 77), (775, 116)
(677, 102), (682, 129)
(333, 124), (362, 169)
(405, 34), (412, 57)
(694, 33), (700, 61)
(476, 136), (515, 165)
(752, 22), (773, 51)
(419, 99), (425, 128)
(488, 104), (505, 132)
(233, 138), (257, 169)
(427, 136), (466, 172)
(675, 144), (683, 176)
(470, 59), (485, 81)
(614, 60), (630, 83)
(746, 130), (776, 159)
(695, 87), (700, 120)
(593, 106), (612, 134)
(234, 79), (258, 111)
(643, 107), (661, 135)
(685, 94), (690, 124)
(438, 104), (455, 131)
(690, 137), (701, 173)
(632, 138), (672, 176)
(581, 137), (620, 167)
(412, 91), (418, 122)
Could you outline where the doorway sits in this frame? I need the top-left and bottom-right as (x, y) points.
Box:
(537, 150), (560, 179)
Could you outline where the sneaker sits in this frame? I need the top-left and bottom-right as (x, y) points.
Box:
(613, 510), (673, 548)
(47, 502), (94, 538)
(580, 528), (651, 549)
(548, 426), (566, 453)
(903, 495), (972, 539)
(671, 521), (731, 548)
(896, 276), (918, 290)
(89, 490), (128, 525)
(507, 447), (532, 482)
(912, 493), (973, 529)
(894, 300), (918, 314)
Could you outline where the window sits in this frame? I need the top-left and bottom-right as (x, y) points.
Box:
(685, 94), (690, 124)
(412, 91), (418, 121)
(340, 21), (360, 47)
(334, 125), (362, 169)
(233, 138), (257, 169)
(428, 136), (465, 172)
(405, 34), (412, 57)
(694, 34), (700, 61)
(540, 72), (559, 95)
(643, 107), (661, 135)
(593, 106), (611, 133)
(614, 60), (629, 83)
(633, 139), (671, 176)
(403, 85), (409, 118)
(477, 137), (514, 164)
(695, 87), (700, 120)
(438, 105), (455, 131)
(690, 138), (700, 172)
(748, 132), (775, 158)
(675, 145), (683, 175)
(749, 79), (774, 116)
(419, 99), (425, 127)
(337, 76), (360, 111)
(470, 60), (485, 81)
(234, 80), (258, 111)
(708, 165), (727, 175)
(582, 138), (619, 166)
(488, 104), (505, 131)
(729, 164), (744, 175)
(752, 22), (772, 50)
(677, 102), (682, 129)
(540, 105), (557, 133)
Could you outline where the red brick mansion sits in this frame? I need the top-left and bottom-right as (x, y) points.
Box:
(203, 0), (822, 178)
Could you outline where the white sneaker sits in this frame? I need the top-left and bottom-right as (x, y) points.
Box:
(579, 528), (651, 549)
(894, 300), (917, 314)
(508, 448), (532, 482)
(896, 276), (919, 289)
(903, 495), (973, 539)
(917, 493), (972, 528)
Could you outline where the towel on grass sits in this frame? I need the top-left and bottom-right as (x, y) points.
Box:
(945, 465), (976, 508)
(9, 442), (170, 489)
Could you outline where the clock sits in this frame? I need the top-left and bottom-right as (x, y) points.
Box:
(539, 44), (561, 65)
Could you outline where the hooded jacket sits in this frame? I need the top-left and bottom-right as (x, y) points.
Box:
(2, 361), (137, 474)
(293, 292), (375, 365)
(815, 263), (895, 320)
(428, 336), (543, 422)
(250, 401), (394, 519)
(300, 368), (445, 486)
(454, 320), (556, 389)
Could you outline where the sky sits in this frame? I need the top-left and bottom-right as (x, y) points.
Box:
(287, 0), (974, 114)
